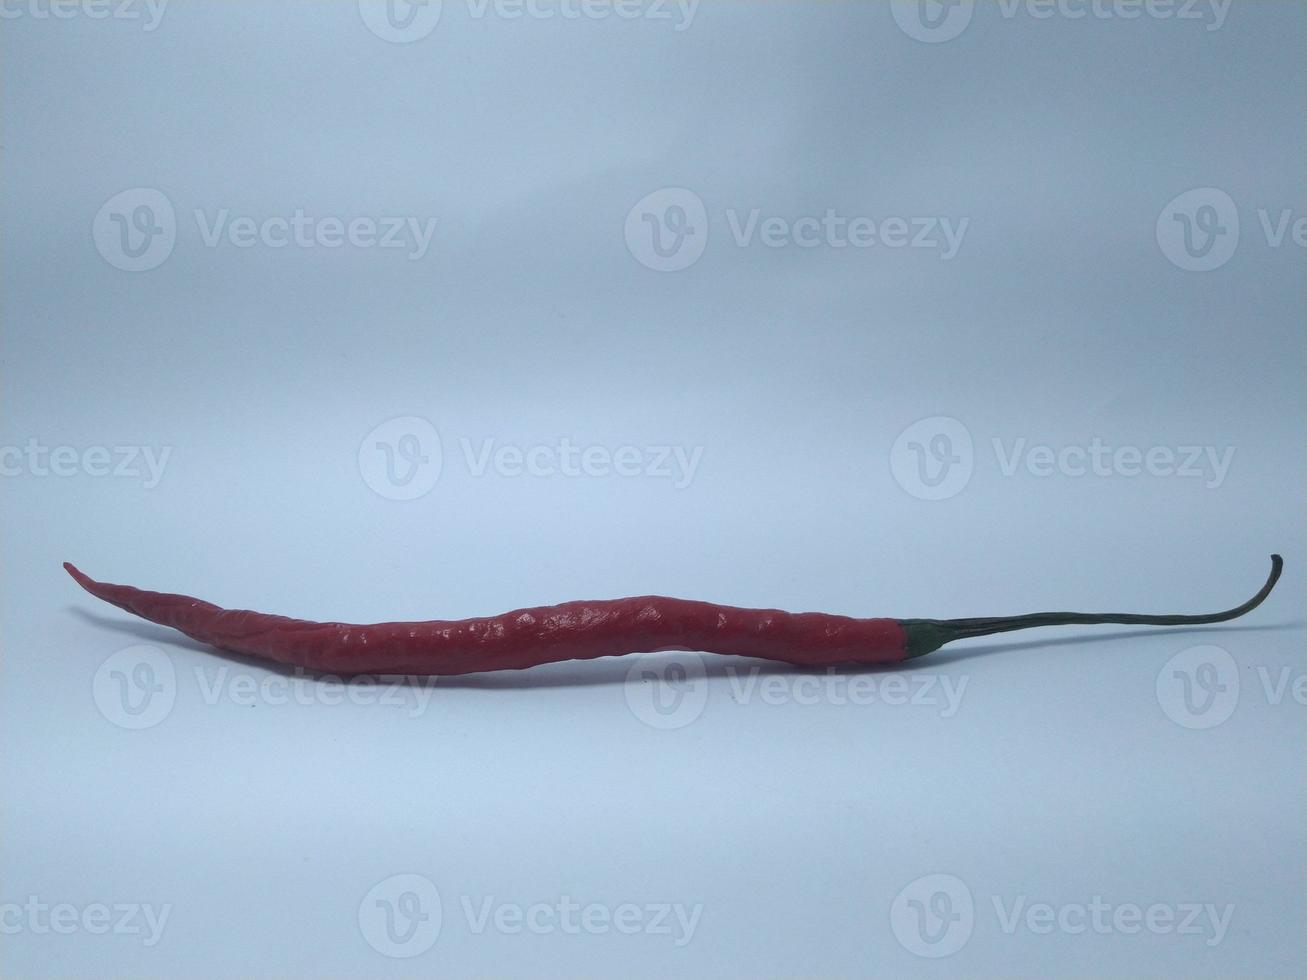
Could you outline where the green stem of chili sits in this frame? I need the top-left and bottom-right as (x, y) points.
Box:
(901, 554), (1283, 658)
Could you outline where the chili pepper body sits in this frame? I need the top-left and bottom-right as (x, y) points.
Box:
(64, 564), (908, 674)
(64, 555), (1281, 676)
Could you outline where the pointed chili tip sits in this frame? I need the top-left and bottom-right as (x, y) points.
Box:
(64, 562), (96, 592)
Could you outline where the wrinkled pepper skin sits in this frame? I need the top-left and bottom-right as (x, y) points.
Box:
(65, 564), (909, 675)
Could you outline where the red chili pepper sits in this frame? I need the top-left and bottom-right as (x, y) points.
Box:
(64, 556), (1282, 676)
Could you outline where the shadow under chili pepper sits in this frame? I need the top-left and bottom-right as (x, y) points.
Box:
(67, 606), (1299, 690)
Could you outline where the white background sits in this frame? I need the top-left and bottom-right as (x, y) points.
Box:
(2, 1), (1303, 977)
